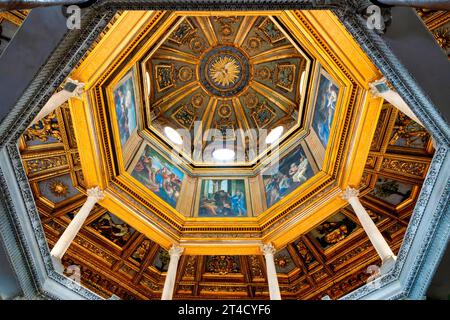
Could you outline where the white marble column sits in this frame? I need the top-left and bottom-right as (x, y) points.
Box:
(161, 245), (184, 300)
(369, 77), (423, 126)
(30, 78), (84, 126)
(50, 187), (104, 261)
(341, 187), (396, 273)
(261, 243), (281, 300)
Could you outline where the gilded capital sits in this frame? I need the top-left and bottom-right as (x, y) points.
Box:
(169, 244), (184, 258)
(86, 186), (105, 201)
(341, 187), (359, 201)
(261, 242), (277, 256)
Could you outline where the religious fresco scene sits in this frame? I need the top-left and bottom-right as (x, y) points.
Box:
(262, 144), (314, 208)
(113, 70), (138, 148)
(130, 144), (184, 208)
(311, 70), (340, 147)
(1, 5), (449, 302)
(198, 179), (248, 217)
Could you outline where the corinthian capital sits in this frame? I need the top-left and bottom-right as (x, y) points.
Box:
(168, 245), (184, 258)
(341, 187), (360, 201)
(86, 186), (105, 201)
(261, 243), (277, 256)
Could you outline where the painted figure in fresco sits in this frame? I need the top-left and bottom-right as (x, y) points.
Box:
(116, 89), (130, 142)
(278, 174), (291, 195)
(231, 190), (247, 216)
(289, 155), (309, 184)
(152, 166), (181, 208)
(158, 170), (182, 206)
(133, 154), (159, 192)
(265, 155), (309, 207)
(266, 177), (281, 207)
(114, 76), (137, 146)
(214, 190), (232, 216)
(125, 86), (136, 133)
(317, 81), (338, 145)
(200, 197), (218, 216)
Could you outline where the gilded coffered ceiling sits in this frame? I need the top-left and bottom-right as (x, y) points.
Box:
(142, 15), (310, 166)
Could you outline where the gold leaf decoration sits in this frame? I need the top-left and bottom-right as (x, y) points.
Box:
(209, 56), (240, 87)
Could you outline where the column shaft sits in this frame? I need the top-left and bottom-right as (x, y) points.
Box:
(50, 196), (97, 260)
(370, 78), (423, 126)
(161, 245), (184, 300)
(31, 91), (73, 125)
(264, 253), (281, 300)
(262, 243), (281, 300)
(347, 196), (395, 261)
(380, 91), (423, 126)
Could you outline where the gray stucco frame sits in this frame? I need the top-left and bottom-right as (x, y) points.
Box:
(0, 0), (448, 300)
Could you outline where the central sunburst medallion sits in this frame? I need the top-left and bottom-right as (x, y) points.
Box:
(199, 45), (250, 97)
(210, 56), (240, 87)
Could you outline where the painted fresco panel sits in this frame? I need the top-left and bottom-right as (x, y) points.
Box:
(370, 176), (413, 206)
(198, 179), (248, 217)
(308, 212), (358, 250)
(131, 144), (184, 208)
(311, 70), (339, 148)
(262, 145), (314, 208)
(113, 71), (138, 148)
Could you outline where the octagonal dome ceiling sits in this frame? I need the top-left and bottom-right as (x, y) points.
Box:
(68, 9), (387, 253)
(141, 15), (311, 166)
(100, 11), (348, 222)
